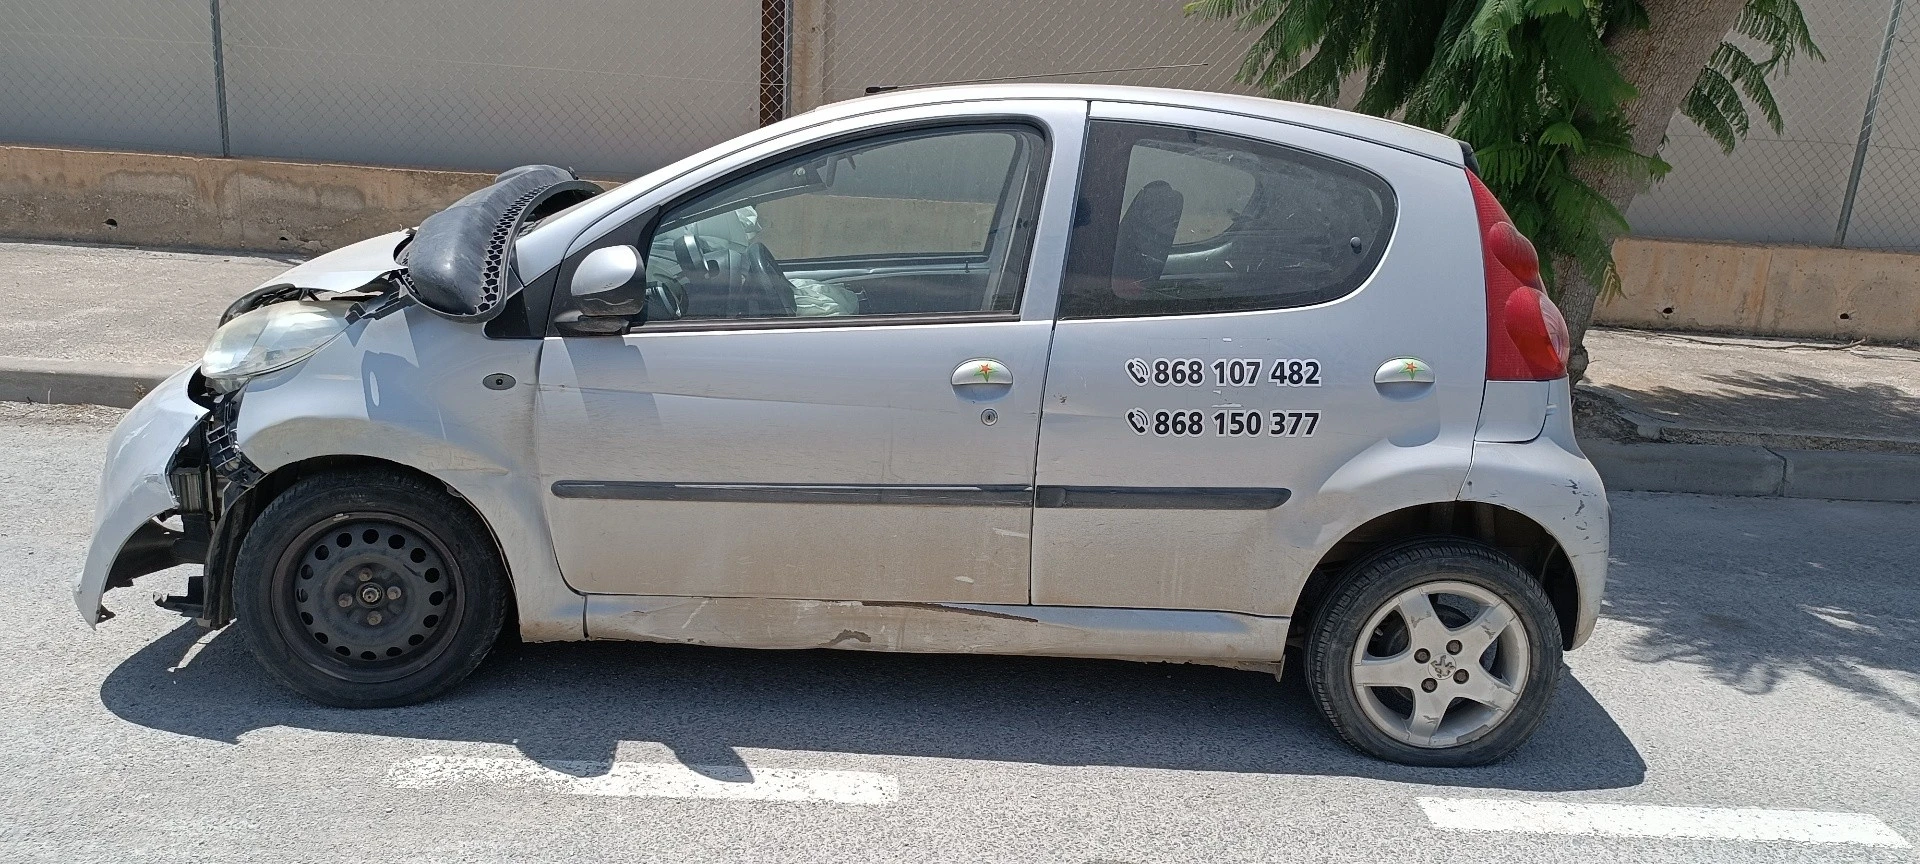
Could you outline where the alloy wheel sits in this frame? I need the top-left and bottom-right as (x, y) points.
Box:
(1348, 580), (1531, 749)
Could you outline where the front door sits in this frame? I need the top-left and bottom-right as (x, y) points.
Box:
(536, 118), (1072, 603)
(1031, 106), (1486, 616)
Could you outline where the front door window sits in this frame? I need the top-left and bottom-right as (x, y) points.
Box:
(643, 125), (1048, 322)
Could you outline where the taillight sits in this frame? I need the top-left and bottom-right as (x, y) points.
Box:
(1468, 172), (1569, 380)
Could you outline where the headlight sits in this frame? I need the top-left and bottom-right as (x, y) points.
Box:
(200, 300), (352, 391)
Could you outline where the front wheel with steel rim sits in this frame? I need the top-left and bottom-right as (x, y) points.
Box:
(234, 471), (508, 708)
(1304, 539), (1562, 766)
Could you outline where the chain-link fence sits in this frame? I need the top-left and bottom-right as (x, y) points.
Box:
(1627, 0), (1920, 252)
(2, 0), (767, 177)
(809, 0), (1255, 105)
(3, 0), (1917, 251)
(2, 0), (225, 154)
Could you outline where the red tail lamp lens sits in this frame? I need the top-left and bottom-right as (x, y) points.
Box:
(1503, 286), (1568, 377)
(1487, 221), (1542, 289)
(1538, 289), (1571, 366)
(1467, 170), (1567, 380)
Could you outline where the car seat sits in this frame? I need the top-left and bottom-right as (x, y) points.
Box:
(1110, 180), (1184, 298)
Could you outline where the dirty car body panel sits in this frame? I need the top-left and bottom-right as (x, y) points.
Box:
(81, 85), (1607, 760)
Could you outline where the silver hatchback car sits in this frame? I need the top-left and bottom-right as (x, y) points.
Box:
(79, 84), (1606, 766)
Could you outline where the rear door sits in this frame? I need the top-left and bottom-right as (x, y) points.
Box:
(1030, 103), (1485, 616)
(535, 101), (1087, 604)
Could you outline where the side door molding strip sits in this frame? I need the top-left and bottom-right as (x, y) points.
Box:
(550, 482), (1033, 506)
(551, 481), (1289, 510)
(1036, 486), (1290, 510)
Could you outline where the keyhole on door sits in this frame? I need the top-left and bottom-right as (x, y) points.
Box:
(980, 408), (998, 426)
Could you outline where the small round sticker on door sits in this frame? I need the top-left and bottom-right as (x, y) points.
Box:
(1126, 408), (1150, 435)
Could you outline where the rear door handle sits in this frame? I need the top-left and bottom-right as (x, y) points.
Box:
(952, 359), (1012, 387)
(1374, 357), (1435, 400)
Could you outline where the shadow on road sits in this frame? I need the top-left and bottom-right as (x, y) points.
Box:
(100, 623), (1644, 792)
(1602, 495), (1920, 719)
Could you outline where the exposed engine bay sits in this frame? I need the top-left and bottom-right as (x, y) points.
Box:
(101, 167), (603, 627)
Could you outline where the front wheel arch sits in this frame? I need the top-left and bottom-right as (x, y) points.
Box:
(208, 455), (518, 632)
(229, 466), (512, 706)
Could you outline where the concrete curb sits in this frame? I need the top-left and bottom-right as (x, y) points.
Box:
(1585, 441), (1920, 503)
(0, 356), (179, 409)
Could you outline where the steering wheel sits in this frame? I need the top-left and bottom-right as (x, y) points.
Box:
(671, 232), (705, 274)
(664, 233), (796, 318)
(645, 274), (688, 320)
(669, 232), (733, 318)
(737, 242), (798, 317)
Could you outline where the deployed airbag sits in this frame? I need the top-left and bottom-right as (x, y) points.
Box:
(404, 165), (599, 321)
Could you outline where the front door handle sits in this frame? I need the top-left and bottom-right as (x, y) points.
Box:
(952, 359), (1012, 387)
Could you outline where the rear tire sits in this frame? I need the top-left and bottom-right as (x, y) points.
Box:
(1304, 539), (1562, 766)
(234, 471), (508, 708)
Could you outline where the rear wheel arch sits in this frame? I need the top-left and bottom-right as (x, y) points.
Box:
(1292, 501), (1578, 650)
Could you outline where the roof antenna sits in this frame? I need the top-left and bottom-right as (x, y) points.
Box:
(865, 63), (1208, 95)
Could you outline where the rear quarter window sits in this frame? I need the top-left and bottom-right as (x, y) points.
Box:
(1061, 120), (1397, 319)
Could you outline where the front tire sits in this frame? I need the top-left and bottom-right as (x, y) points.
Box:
(1304, 539), (1562, 767)
(234, 471), (508, 708)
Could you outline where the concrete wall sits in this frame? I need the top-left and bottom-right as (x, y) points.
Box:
(811, 0), (1259, 107)
(0, 0), (223, 155)
(1596, 237), (1920, 343)
(758, 196), (997, 259)
(0, 0), (762, 178)
(0, 144), (496, 253)
(212, 0), (762, 177)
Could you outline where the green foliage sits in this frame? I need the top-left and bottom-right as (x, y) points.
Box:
(1186, 0), (1817, 295)
(1685, 0), (1824, 151)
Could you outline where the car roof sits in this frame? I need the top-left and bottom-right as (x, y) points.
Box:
(513, 83), (1466, 280)
(804, 83), (1466, 166)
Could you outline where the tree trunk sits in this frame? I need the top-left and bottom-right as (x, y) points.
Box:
(1557, 0), (1749, 380)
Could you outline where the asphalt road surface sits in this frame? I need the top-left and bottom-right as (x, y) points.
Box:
(2, 402), (1916, 864)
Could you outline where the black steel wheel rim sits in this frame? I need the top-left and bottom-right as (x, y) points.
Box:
(271, 511), (464, 684)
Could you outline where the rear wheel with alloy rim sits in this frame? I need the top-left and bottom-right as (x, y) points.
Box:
(235, 471), (507, 707)
(1305, 539), (1562, 766)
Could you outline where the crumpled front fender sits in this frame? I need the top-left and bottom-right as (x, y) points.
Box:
(74, 364), (205, 626)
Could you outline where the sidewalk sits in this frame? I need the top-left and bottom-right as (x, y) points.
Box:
(1573, 329), (1920, 502)
(3, 238), (1917, 501)
(0, 240), (294, 405)
(1579, 329), (1920, 453)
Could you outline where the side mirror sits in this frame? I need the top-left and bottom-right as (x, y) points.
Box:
(556, 245), (645, 335)
(571, 245), (641, 297)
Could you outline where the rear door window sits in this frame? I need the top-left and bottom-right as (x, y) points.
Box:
(1060, 121), (1397, 319)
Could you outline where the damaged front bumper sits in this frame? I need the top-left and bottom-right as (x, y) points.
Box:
(74, 365), (260, 627)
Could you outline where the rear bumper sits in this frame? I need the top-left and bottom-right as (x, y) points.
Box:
(74, 364), (206, 626)
(1462, 381), (1610, 649)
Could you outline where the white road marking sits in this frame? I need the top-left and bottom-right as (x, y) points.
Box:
(1419, 797), (1910, 848)
(386, 755), (898, 805)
